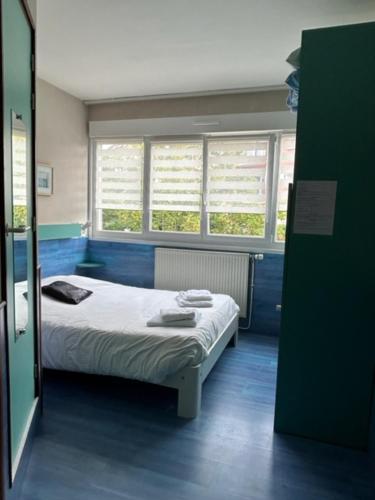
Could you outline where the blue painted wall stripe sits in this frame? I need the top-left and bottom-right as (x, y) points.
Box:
(85, 240), (154, 289)
(14, 237), (88, 282)
(251, 253), (284, 336)
(39, 237), (88, 278)
(15, 236), (284, 336)
(87, 240), (284, 336)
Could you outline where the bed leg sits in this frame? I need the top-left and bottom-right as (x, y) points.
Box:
(229, 329), (238, 348)
(177, 367), (202, 418)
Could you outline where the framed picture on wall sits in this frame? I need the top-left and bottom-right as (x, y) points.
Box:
(37, 163), (53, 196)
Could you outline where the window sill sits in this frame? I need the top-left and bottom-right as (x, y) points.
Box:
(90, 231), (285, 255)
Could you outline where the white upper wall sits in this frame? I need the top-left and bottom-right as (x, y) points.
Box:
(36, 0), (375, 101)
(36, 78), (88, 224)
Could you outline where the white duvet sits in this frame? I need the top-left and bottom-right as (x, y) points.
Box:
(16, 275), (239, 384)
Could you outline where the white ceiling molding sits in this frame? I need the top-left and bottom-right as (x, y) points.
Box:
(89, 112), (297, 138)
(84, 85), (286, 106)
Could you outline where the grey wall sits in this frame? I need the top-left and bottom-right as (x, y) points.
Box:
(87, 89), (288, 121)
(36, 78), (88, 224)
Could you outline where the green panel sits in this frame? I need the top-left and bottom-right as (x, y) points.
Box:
(274, 23), (375, 449)
(3, 0), (36, 468)
(38, 223), (82, 240)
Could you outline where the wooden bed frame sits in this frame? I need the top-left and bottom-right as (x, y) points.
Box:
(162, 313), (239, 418)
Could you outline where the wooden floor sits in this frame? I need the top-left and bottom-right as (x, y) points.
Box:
(21, 335), (374, 500)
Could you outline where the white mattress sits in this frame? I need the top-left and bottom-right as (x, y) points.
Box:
(16, 275), (239, 384)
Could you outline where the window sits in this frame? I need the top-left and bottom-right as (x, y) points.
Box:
(276, 134), (296, 242)
(207, 138), (269, 238)
(95, 140), (144, 233)
(12, 129), (27, 227)
(150, 141), (203, 234)
(92, 132), (296, 250)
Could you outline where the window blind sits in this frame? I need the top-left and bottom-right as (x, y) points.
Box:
(207, 138), (269, 214)
(150, 141), (203, 212)
(13, 132), (27, 206)
(96, 140), (144, 210)
(277, 134), (296, 211)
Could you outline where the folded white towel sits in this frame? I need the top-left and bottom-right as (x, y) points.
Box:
(179, 290), (213, 302)
(176, 295), (213, 308)
(160, 308), (195, 322)
(147, 312), (201, 328)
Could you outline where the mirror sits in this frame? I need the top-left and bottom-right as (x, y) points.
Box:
(11, 111), (29, 339)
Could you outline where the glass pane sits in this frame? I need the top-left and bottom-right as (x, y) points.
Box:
(101, 208), (142, 232)
(151, 210), (200, 233)
(12, 111), (29, 338)
(276, 135), (296, 242)
(207, 138), (269, 238)
(150, 141), (203, 234)
(209, 213), (266, 237)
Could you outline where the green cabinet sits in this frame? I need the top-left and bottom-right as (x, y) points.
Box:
(274, 22), (375, 449)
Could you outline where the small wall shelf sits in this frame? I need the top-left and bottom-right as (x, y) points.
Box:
(76, 261), (104, 269)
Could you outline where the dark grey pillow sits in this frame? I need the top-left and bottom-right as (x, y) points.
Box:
(42, 281), (93, 304)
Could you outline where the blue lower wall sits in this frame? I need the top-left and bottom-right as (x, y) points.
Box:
(14, 237), (88, 282)
(16, 236), (284, 336)
(86, 240), (284, 336)
(14, 240), (28, 283)
(85, 240), (154, 288)
(39, 237), (88, 278)
(251, 253), (284, 336)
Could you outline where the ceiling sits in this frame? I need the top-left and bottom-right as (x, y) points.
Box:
(37, 0), (375, 102)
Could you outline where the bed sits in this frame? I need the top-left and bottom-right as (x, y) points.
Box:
(16, 275), (240, 418)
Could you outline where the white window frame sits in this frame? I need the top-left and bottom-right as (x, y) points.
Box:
(272, 133), (297, 244)
(204, 133), (274, 247)
(90, 131), (295, 253)
(91, 137), (145, 236)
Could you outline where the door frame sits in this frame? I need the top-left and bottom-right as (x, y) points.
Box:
(0, 1), (40, 497)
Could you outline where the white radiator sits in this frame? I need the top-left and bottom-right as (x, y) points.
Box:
(154, 248), (250, 317)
